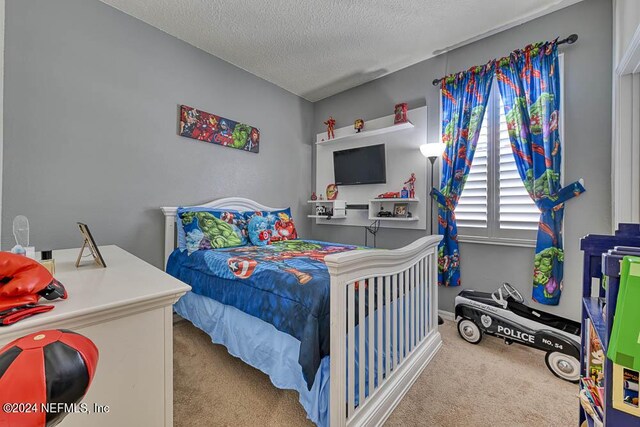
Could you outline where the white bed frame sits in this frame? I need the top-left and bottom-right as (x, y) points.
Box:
(161, 197), (442, 427)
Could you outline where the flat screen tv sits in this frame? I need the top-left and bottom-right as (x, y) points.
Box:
(333, 144), (386, 185)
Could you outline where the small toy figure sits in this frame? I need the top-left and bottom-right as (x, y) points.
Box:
(394, 103), (408, 124)
(319, 193), (324, 200)
(326, 184), (338, 200)
(354, 119), (364, 133)
(324, 116), (336, 139)
(404, 173), (416, 198)
(311, 192), (317, 201)
(377, 191), (400, 199)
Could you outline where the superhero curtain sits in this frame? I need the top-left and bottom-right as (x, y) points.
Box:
(431, 63), (494, 287)
(495, 40), (585, 305)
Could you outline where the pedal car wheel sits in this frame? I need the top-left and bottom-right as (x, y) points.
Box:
(457, 319), (482, 344)
(545, 351), (580, 383)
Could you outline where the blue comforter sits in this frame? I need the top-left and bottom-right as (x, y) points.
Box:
(167, 239), (361, 389)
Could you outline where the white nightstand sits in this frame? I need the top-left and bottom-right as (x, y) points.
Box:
(0, 245), (190, 427)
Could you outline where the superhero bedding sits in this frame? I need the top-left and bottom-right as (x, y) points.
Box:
(167, 239), (362, 392)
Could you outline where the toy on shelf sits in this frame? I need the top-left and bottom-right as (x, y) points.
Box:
(324, 116), (336, 140)
(376, 191), (401, 199)
(455, 282), (581, 382)
(310, 192), (317, 201)
(326, 184), (338, 200)
(354, 119), (364, 133)
(401, 187), (409, 198)
(394, 103), (408, 124)
(377, 207), (393, 218)
(316, 205), (333, 217)
(404, 173), (416, 198)
(319, 193), (324, 200)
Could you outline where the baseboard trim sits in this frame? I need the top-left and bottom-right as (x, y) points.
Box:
(438, 309), (455, 321)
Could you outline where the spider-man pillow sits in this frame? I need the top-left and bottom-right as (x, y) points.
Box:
(245, 208), (298, 243)
(177, 208), (248, 254)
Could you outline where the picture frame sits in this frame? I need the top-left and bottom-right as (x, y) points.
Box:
(393, 203), (408, 218)
(76, 223), (106, 268)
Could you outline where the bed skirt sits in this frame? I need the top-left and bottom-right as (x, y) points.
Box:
(174, 291), (331, 426)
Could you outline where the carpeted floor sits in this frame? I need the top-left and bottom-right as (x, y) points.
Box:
(174, 319), (578, 426)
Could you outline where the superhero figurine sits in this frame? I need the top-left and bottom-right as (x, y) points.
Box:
(324, 116), (336, 140)
(404, 173), (416, 198)
(0, 253), (67, 326)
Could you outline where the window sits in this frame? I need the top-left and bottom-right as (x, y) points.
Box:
(448, 55), (564, 246)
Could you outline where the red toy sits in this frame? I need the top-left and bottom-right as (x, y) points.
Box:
(324, 116), (336, 140)
(0, 253), (67, 326)
(0, 329), (99, 426)
(326, 184), (338, 201)
(394, 103), (408, 124)
(376, 191), (401, 199)
(404, 173), (416, 198)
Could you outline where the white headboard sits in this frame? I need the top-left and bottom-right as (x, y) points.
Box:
(161, 197), (286, 267)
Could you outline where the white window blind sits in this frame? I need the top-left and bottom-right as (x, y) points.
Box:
(455, 116), (488, 228)
(497, 98), (540, 231)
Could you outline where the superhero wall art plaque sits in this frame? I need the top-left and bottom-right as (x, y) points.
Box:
(179, 105), (260, 153)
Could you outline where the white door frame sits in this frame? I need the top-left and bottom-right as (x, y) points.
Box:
(0, 0), (4, 246)
(612, 23), (640, 227)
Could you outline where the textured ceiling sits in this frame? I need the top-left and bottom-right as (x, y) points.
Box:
(100, 0), (584, 101)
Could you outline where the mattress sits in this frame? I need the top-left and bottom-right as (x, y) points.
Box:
(166, 239), (361, 388)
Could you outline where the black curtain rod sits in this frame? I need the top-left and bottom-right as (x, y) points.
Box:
(431, 33), (578, 86)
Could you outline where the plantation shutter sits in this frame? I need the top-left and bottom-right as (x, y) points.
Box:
(455, 114), (488, 228)
(497, 99), (540, 230)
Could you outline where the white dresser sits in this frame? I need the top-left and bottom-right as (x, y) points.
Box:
(0, 245), (190, 427)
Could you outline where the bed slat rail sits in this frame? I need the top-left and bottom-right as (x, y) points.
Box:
(325, 235), (442, 427)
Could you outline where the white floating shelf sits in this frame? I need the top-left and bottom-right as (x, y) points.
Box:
(307, 199), (345, 204)
(368, 217), (419, 222)
(316, 121), (414, 146)
(369, 198), (420, 203)
(308, 215), (346, 219)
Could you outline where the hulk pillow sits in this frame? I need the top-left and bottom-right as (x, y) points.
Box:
(178, 208), (247, 254)
(248, 215), (272, 246)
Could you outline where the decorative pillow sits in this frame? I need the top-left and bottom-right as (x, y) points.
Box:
(177, 208), (248, 254)
(248, 216), (272, 246)
(262, 208), (298, 243)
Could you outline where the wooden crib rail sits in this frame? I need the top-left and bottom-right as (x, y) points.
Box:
(326, 235), (442, 427)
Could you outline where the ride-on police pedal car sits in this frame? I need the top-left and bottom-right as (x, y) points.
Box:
(454, 283), (581, 382)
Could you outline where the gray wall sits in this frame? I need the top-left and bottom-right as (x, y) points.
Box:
(2, 0), (314, 268)
(312, 0), (612, 320)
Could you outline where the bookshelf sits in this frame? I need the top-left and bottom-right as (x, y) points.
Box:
(579, 224), (640, 426)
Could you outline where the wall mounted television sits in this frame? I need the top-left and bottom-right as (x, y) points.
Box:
(333, 144), (386, 185)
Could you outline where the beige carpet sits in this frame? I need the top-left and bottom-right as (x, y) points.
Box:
(174, 319), (578, 426)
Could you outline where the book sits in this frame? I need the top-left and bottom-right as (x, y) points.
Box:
(586, 319), (605, 387)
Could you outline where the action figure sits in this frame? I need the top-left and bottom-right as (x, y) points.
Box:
(404, 173), (416, 198)
(324, 116), (336, 139)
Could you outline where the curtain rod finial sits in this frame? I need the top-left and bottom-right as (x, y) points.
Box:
(432, 79), (440, 87)
(565, 34), (578, 44)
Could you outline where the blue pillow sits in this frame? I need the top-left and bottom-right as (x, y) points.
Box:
(177, 208), (248, 254)
(248, 216), (272, 246)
